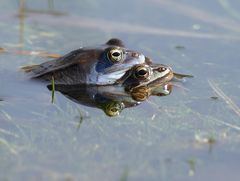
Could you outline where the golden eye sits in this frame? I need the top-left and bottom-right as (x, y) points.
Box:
(107, 48), (124, 63)
(134, 65), (151, 80)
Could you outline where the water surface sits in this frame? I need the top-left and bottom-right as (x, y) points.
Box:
(0, 0), (240, 180)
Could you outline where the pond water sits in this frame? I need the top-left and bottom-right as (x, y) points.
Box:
(0, 0), (240, 180)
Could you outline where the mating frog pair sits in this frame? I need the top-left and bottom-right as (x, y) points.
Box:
(23, 39), (192, 116)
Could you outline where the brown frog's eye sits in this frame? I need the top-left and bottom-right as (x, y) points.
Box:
(107, 48), (124, 63)
(134, 65), (151, 80)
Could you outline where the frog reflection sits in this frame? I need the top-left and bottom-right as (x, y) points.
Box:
(47, 82), (172, 117)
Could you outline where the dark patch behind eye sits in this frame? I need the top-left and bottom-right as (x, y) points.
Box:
(95, 52), (114, 73)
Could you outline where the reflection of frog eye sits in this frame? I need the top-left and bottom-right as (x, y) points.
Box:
(103, 102), (124, 117)
(134, 65), (151, 80)
(107, 48), (124, 63)
(130, 86), (150, 101)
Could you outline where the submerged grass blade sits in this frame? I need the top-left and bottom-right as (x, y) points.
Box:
(212, 117), (240, 131)
(208, 79), (240, 117)
(0, 128), (19, 138)
(51, 76), (55, 103)
(218, 0), (240, 20)
(1, 110), (12, 121)
(0, 137), (18, 154)
(120, 167), (129, 181)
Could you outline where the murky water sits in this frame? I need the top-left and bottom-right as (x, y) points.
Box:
(0, 0), (240, 180)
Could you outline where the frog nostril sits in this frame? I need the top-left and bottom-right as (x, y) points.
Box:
(159, 67), (167, 72)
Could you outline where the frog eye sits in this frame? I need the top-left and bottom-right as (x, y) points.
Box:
(107, 48), (124, 63)
(134, 65), (151, 80)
